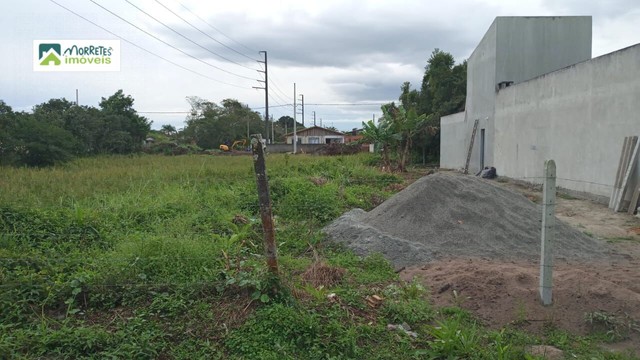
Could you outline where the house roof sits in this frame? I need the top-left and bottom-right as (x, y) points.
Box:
(283, 126), (345, 137)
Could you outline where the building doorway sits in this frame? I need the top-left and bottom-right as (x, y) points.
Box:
(480, 128), (485, 169)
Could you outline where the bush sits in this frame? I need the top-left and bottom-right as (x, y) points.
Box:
(316, 143), (362, 156)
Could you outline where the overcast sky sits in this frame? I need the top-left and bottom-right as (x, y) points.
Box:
(2, 0), (639, 131)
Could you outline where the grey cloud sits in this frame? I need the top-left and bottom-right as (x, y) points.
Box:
(155, 7), (477, 70)
(542, 0), (640, 18)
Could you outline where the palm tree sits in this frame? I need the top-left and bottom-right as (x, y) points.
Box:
(160, 124), (177, 139)
(360, 119), (394, 169)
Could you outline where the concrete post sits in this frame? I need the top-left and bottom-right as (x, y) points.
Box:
(539, 159), (556, 306)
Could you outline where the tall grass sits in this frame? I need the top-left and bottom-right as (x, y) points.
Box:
(2, 154), (632, 359)
(0, 153), (398, 321)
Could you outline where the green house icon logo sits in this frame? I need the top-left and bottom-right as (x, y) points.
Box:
(39, 43), (62, 66)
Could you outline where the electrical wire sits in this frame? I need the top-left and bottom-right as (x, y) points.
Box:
(124, 0), (257, 73)
(48, 0), (248, 89)
(258, 63), (292, 102)
(89, 0), (256, 81)
(174, 0), (259, 57)
(254, 68), (289, 105)
(267, 86), (291, 105)
(307, 103), (390, 106)
(155, 0), (259, 64)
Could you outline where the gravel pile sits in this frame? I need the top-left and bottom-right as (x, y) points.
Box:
(324, 173), (615, 268)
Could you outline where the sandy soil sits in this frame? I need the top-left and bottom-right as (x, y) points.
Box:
(401, 258), (640, 354)
(399, 177), (640, 355)
(326, 171), (640, 354)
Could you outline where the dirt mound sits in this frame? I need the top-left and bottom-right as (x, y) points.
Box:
(401, 258), (640, 354)
(324, 173), (618, 268)
(324, 172), (639, 354)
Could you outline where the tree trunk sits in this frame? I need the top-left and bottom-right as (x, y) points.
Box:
(399, 137), (411, 172)
(382, 144), (391, 170)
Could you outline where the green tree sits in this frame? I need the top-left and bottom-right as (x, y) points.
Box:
(409, 49), (467, 163)
(10, 112), (78, 167)
(361, 118), (394, 169)
(32, 98), (75, 128)
(1, 91), (152, 166)
(98, 90), (152, 153)
(161, 124), (177, 138)
(183, 97), (263, 149)
(62, 106), (104, 155)
(377, 102), (427, 172)
(421, 49), (466, 116)
(0, 100), (16, 165)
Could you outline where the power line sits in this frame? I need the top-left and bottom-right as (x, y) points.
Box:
(263, 65), (293, 102)
(136, 104), (293, 115)
(89, 0), (256, 81)
(268, 94), (293, 111)
(125, 0), (257, 73)
(138, 111), (191, 114)
(121, 104), (385, 115)
(174, 0), (258, 57)
(251, 104), (291, 110)
(307, 103), (389, 106)
(155, 0), (258, 64)
(48, 0), (247, 89)
(256, 60), (291, 104)
(269, 79), (291, 103)
(257, 71), (290, 105)
(266, 83), (290, 105)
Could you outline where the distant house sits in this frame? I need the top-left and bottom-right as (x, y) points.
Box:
(285, 126), (345, 144)
(344, 128), (364, 144)
(344, 128), (374, 153)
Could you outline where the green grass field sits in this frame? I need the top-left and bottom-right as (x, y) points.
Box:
(0, 154), (636, 359)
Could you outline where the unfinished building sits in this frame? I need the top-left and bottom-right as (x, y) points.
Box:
(440, 16), (640, 204)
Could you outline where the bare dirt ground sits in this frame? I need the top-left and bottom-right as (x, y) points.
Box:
(325, 171), (640, 354)
(399, 176), (640, 355)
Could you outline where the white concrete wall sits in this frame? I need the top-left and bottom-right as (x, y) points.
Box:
(440, 112), (467, 169)
(458, 16), (592, 175)
(463, 19), (497, 174)
(494, 44), (640, 200)
(495, 17), (592, 85)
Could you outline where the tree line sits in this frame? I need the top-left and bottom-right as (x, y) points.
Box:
(153, 98), (304, 152)
(0, 90), (151, 167)
(362, 49), (467, 171)
(0, 90), (304, 166)
(2, 49), (464, 168)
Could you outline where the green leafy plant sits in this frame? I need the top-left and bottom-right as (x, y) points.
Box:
(585, 311), (640, 342)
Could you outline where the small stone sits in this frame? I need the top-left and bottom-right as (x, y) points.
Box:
(525, 345), (564, 360)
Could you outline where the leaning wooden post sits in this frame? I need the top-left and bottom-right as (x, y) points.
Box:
(539, 159), (556, 306)
(251, 134), (278, 274)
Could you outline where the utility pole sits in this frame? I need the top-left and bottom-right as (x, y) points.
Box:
(299, 94), (304, 127)
(254, 51), (269, 143)
(75, 89), (79, 106)
(313, 111), (316, 126)
(293, 83), (297, 154)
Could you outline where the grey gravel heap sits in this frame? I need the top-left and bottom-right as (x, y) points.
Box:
(323, 173), (615, 268)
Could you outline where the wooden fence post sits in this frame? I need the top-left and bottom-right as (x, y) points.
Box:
(539, 159), (556, 306)
(251, 134), (278, 274)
